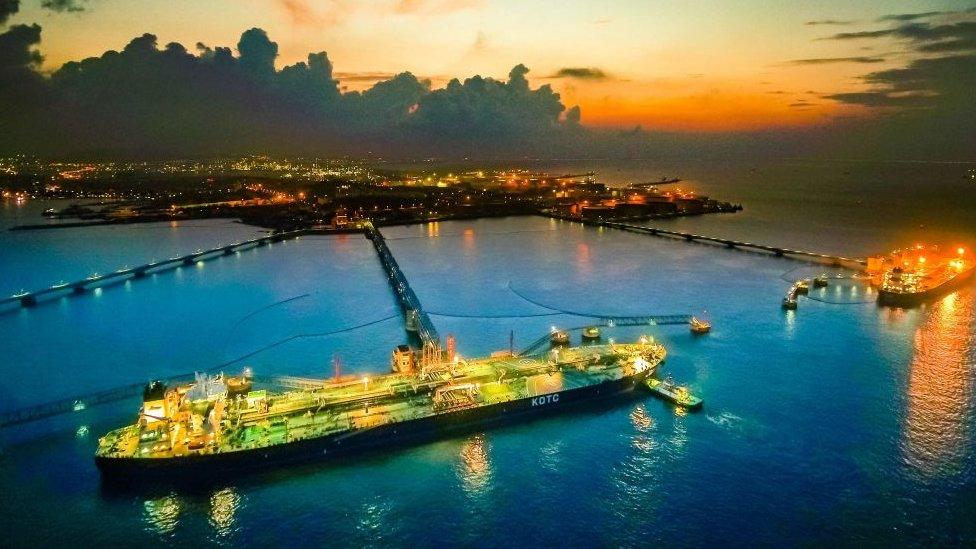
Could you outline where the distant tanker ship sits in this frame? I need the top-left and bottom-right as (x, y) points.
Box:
(871, 245), (974, 306)
(95, 339), (665, 478)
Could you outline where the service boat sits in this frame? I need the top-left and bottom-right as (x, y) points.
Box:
(95, 340), (665, 478)
(581, 326), (602, 341)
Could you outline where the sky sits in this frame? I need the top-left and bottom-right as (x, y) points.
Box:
(1, 0), (974, 158)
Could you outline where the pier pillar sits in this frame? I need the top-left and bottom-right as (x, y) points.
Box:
(182, 257), (196, 266)
(20, 295), (37, 307)
(257, 240), (268, 247)
(133, 268), (147, 279)
(223, 247), (235, 255)
(774, 249), (784, 257)
(72, 285), (86, 294)
(726, 242), (736, 249)
(684, 235), (694, 241)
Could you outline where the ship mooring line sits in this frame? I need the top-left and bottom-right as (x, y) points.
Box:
(212, 313), (401, 370)
(233, 293), (311, 329)
(220, 293), (312, 358)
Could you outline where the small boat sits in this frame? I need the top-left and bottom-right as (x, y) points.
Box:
(782, 297), (797, 310)
(794, 280), (810, 295)
(42, 208), (57, 217)
(550, 327), (570, 346)
(581, 326), (601, 341)
(813, 274), (828, 288)
(645, 378), (702, 410)
(689, 317), (711, 334)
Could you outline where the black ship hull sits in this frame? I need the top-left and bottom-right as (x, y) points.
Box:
(878, 266), (975, 307)
(96, 372), (646, 480)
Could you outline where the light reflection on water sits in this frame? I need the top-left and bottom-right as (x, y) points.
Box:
(457, 434), (493, 496)
(143, 493), (181, 536)
(902, 290), (975, 475)
(208, 487), (242, 539)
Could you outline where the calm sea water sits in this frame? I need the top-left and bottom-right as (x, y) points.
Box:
(1, 159), (974, 546)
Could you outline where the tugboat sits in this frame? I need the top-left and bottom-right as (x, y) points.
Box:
(550, 327), (570, 346)
(689, 317), (711, 334)
(645, 377), (702, 410)
(581, 326), (601, 342)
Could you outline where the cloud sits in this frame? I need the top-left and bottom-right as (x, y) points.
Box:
(822, 91), (929, 108)
(40, 0), (86, 13)
(0, 0), (18, 25)
(548, 67), (609, 80)
(814, 10), (976, 158)
(788, 56), (885, 65)
(0, 22), (41, 68)
(0, 23), (47, 132)
(824, 20), (976, 49)
(805, 19), (854, 26)
(877, 8), (976, 23)
(878, 11), (948, 22)
(824, 28), (896, 40)
(0, 26), (581, 158)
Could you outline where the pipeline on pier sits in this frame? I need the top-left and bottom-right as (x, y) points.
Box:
(546, 214), (867, 269)
(363, 221), (440, 348)
(1, 229), (313, 310)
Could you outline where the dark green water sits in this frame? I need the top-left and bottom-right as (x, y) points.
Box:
(0, 159), (974, 546)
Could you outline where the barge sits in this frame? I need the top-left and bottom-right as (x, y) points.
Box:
(96, 340), (665, 478)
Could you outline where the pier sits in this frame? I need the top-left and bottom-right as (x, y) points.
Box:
(364, 222), (440, 347)
(1, 229), (311, 309)
(548, 215), (867, 269)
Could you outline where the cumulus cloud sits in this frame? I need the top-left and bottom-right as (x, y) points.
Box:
(548, 67), (609, 80)
(0, 0), (18, 25)
(0, 26), (582, 157)
(41, 0), (86, 13)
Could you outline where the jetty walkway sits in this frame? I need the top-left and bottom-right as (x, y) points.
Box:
(1, 229), (314, 309)
(547, 214), (866, 269)
(364, 222), (440, 347)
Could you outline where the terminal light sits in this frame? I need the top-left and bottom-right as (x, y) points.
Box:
(959, 247), (966, 256)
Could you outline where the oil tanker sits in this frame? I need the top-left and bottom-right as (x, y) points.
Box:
(95, 339), (665, 478)
(871, 245), (974, 306)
